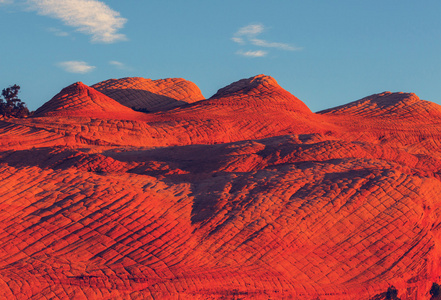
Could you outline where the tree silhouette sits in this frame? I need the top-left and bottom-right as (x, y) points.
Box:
(0, 84), (30, 118)
(386, 286), (399, 300)
(431, 283), (441, 300)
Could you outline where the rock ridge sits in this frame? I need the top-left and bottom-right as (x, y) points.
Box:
(92, 77), (204, 112)
(319, 91), (441, 120)
(1, 75), (441, 299)
(204, 74), (312, 114)
(34, 81), (137, 118)
(210, 74), (279, 97)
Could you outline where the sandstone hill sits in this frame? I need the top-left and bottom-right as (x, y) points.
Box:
(34, 81), (146, 120)
(1, 75), (441, 299)
(92, 77), (204, 112)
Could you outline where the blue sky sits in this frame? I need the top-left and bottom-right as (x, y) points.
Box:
(1, 1), (441, 112)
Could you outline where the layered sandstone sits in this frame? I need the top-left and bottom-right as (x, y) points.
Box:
(34, 82), (146, 120)
(92, 77), (204, 112)
(0, 75), (441, 299)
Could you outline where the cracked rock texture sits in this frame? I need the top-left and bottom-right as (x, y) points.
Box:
(1, 75), (441, 299)
(92, 77), (204, 112)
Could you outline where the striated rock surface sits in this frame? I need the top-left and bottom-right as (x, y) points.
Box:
(9, 75), (331, 150)
(318, 91), (441, 157)
(34, 82), (147, 121)
(319, 91), (441, 120)
(1, 76), (441, 299)
(208, 74), (312, 114)
(92, 77), (204, 112)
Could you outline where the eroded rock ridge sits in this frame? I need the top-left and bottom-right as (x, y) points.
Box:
(0, 75), (440, 299)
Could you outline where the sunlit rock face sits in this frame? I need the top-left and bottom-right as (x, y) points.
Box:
(209, 74), (312, 115)
(34, 81), (145, 120)
(92, 77), (204, 112)
(1, 75), (441, 299)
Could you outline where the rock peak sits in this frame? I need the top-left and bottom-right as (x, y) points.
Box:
(211, 74), (279, 98)
(67, 81), (87, 89)
(34, 81), (136, 118)
(92, 77), (205, 112)
(364, 91), (420, 106)
(318, 91), (441, 120)
(206, 74), (312, 114)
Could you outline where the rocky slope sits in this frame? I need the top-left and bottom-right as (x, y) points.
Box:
(1, 75), (441, 299)
(34, 81), (147, 120)
(92, 77), (204, 112)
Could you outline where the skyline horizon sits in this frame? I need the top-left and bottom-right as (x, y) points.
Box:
(8, 73), (428, 114)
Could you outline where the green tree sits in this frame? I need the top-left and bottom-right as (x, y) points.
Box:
(0, 84), (30, 118)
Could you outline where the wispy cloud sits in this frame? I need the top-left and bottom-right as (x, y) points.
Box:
(109, 60), (131, 70)
(0, 0), (14, 4)
(236, 50), (268, 58)
(249, 38), (302, 51)
(231, 37), (245, 45)
(232, 23), (301, 57)
(27, 0), (127, 43)
(58, 61), (95, 73)
(48, 27), (69, 37)
(235, 24), (264, 37)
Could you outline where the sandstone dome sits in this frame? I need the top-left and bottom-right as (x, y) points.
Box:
(92, 77), (204, 112)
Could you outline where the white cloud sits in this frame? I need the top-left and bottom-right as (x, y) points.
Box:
(0, 0), (14, 4)
(235, 24), (264, 37)
(250, 38), (302, 51)
(236, 50), (268, 58)
(109, 60), (131, 70)
(58, 61), (96, 73)
(232, 23), (264, 45)
(109, 60), (124, 68)
(232, 23), (301, 56)
(27, 0), (127, 43)
(231, 37), (245, 45)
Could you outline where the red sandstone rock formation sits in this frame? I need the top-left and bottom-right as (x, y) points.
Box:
(92, 77), (204, 112)
(0, 75), (440, 299)
(34, 81), (147, 120)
